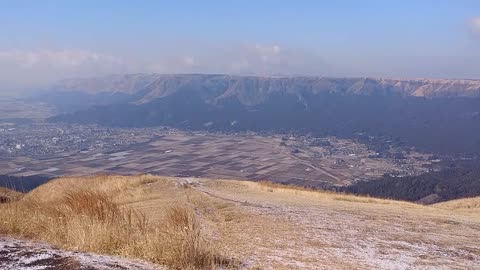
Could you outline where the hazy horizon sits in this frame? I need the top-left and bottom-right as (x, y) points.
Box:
(1, 1), (480, 92)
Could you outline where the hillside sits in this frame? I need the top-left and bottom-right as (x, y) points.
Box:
(49, 74), (480, 101)
(433, 196), (480, 210)
(342, 166), (480, 204)
(1, 175), (479, 269)
(0, 187), (23, 203)
(43, 74), (480, 155)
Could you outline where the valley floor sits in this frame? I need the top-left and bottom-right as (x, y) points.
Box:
(1, 175), (479, 269)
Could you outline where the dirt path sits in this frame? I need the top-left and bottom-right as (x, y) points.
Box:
(283, 151), (347, 185)
(192, 179), (480, 270)
(8, 176), (476, 270)
(0, 237), (163, 270)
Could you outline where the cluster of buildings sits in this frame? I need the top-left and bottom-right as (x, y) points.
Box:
(0, 123), (175, 159)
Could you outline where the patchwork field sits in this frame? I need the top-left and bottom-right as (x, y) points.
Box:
(0, 131), (432, 188)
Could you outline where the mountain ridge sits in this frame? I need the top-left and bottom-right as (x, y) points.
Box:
(48, 74), (480, 105)
(44, 74), (480, 155)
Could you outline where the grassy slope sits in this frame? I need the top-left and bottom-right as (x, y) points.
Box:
(433, 197), (480, 211)
(1, 175), (479, 269)
(193, 180), (480, 269)
(0, 175), (230, 270)
(0, 187), (23, 202)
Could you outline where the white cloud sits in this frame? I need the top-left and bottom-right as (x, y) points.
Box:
(183, 56), (195, 67)
(0, 49), (121, 69)
(0, 49), (126, 90)
(0, 44), (330, 91)
(256, 44), (281, 55)
(221, 43), (327, 75)
(254, 44), (281, 63)
(469, 17), (480, 35)
(230, 58), (250, 70)
(140, 43), (328, 76)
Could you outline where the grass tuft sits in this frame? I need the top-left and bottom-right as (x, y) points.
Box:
(433, 196), (480, 210)
(161, 206), (223, 269)
(0, 176), (232, 269)
(0, 187), (23, 203)
(63, 189), (121, 223)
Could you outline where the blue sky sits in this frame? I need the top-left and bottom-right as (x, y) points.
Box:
(1, 1), (480, 89)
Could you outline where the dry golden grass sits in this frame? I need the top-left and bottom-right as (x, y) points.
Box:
(24, 174), (156, 203)
(0, 187), (23, 203)
(254, 181), (411, 205)
(201, 179), (480, 269)
(1, 175), (478, 269)
(433, 197), (480, 210)
(0, 175), (231, 270)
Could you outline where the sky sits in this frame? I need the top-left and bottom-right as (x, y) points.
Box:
(1, 0), (480, 91)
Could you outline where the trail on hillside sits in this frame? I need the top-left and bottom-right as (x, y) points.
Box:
(2, 175), (478, 270)
(187, 178), (480, 270)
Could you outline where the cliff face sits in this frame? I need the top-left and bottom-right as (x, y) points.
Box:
(51, 74), (480, 105)
(45, 74), (480, 155)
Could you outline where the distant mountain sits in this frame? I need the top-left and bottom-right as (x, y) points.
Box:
(47, 74), (480, 104)
(44, 74), (480, 155)
(50, 73), (162, 95)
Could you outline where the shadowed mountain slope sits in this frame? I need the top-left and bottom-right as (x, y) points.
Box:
(44, 75), (480, 155)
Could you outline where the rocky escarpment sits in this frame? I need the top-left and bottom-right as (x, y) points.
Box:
(45, 74), (480, 155)
(49, 74), (480, 105)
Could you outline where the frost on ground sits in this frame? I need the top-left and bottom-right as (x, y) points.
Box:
(0, 237), (163, 270)
(190, 179), (480, 270)
(2, 176), (479, 270)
